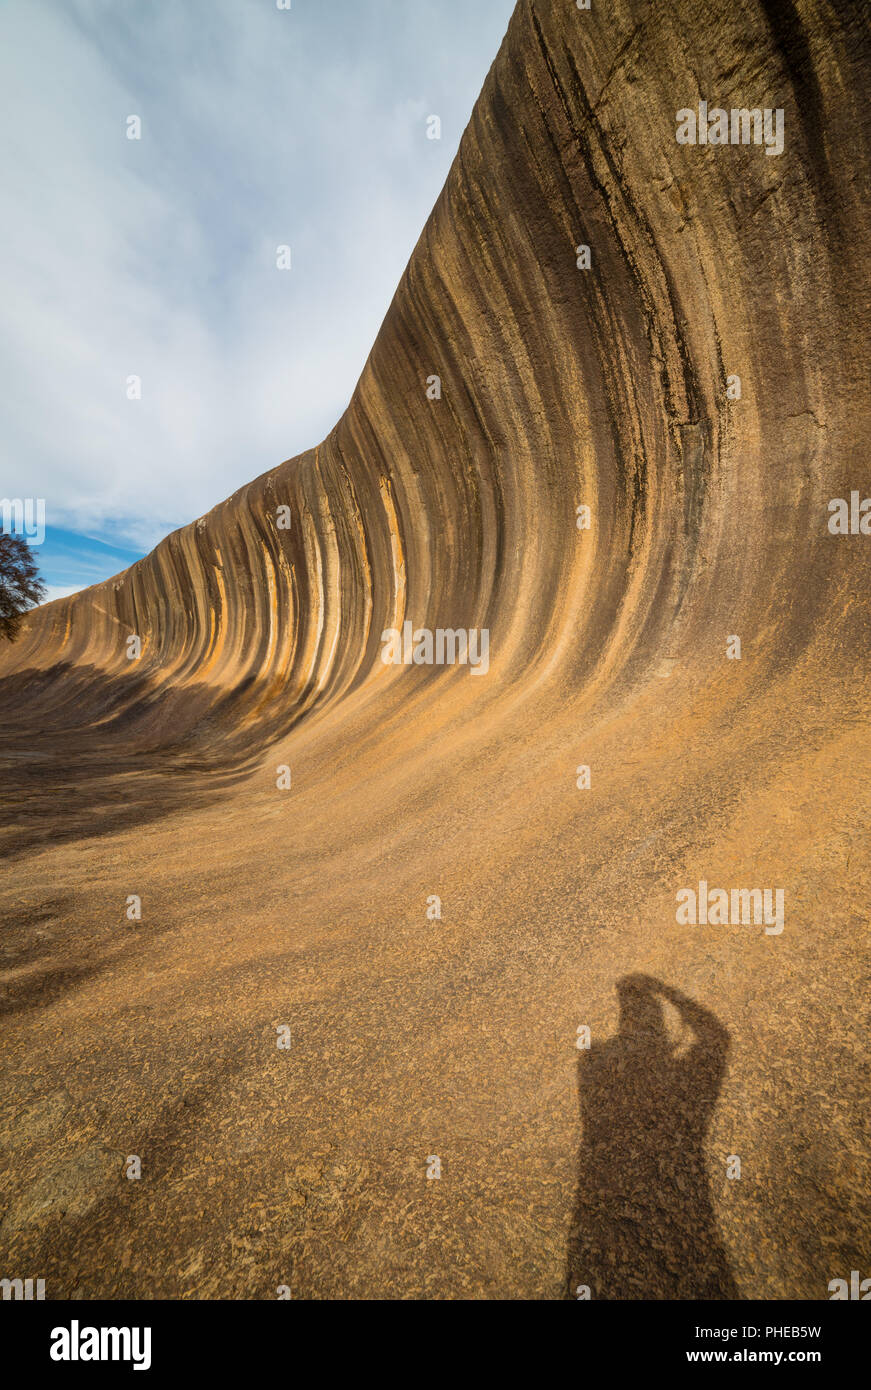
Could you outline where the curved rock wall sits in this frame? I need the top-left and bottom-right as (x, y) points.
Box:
(5, 0), (868, 746)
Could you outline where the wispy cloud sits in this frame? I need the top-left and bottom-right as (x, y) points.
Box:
(29, 526), (142, 596)
(1, 0), (514, 589)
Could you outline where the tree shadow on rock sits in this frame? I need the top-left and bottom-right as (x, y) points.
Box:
(565, 974), (738, 1299)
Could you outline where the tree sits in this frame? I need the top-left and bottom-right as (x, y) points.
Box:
(0, 532), (46, 641)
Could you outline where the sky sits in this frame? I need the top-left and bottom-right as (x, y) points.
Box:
(0, 0), (516, 603)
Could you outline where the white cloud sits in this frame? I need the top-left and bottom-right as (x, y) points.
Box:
(0, 0), (515, 554)
(41, 584), (84, 605)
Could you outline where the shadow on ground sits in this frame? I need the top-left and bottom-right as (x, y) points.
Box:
(0, 663), (301, 860)
(565, 974), (738, 1299)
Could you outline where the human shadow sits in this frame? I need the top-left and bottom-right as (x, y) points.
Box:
(565, 974), (738, 1299)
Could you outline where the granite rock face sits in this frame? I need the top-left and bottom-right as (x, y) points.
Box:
(1, 0), (869, 1300)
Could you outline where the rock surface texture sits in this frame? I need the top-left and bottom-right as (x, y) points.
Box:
(1, 0), (869, 1299)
